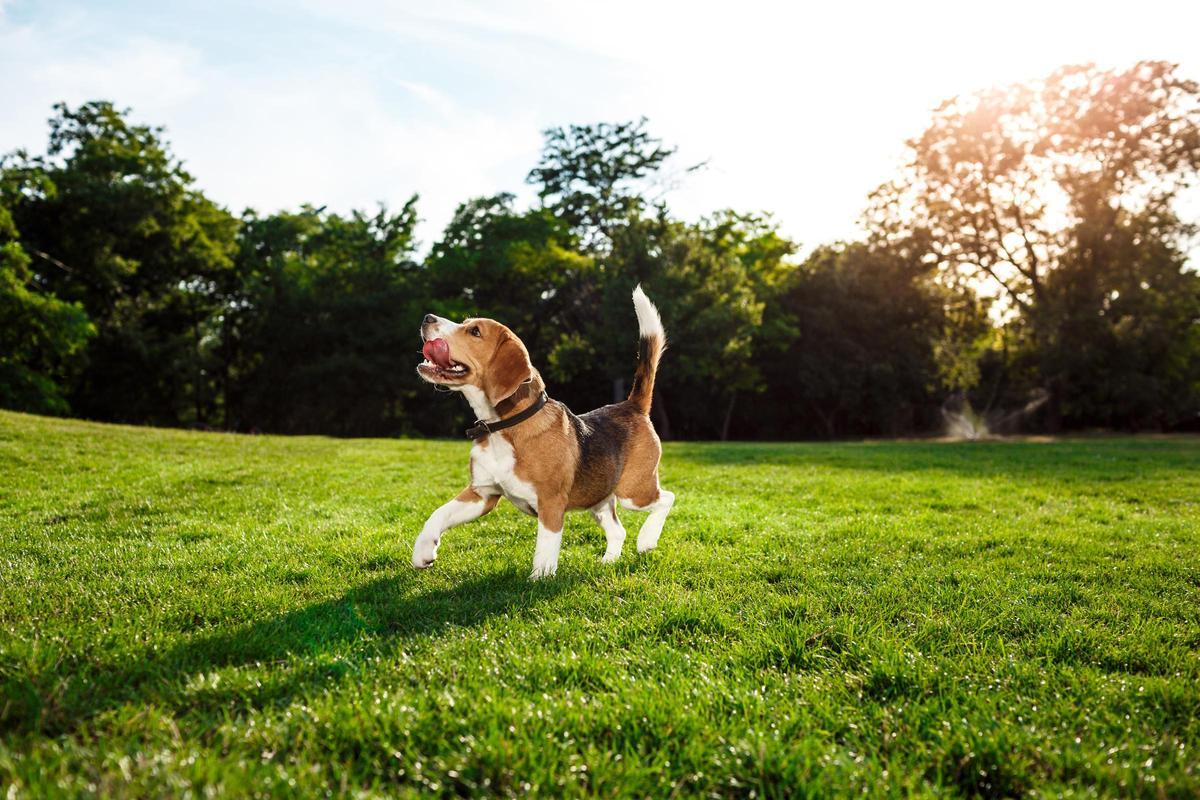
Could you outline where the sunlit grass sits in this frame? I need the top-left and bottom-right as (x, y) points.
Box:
(1, 411), (1197, 797)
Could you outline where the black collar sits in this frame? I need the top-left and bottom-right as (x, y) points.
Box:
(465, 391), (549, 440)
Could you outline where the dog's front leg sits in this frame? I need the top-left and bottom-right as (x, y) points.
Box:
(530, 501), (565, 580)
(412, 487), (499, 569)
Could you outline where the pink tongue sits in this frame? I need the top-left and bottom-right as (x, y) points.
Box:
(422, 338), (452, 369)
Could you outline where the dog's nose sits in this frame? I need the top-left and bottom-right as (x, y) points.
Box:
(423, 314), (437, 324)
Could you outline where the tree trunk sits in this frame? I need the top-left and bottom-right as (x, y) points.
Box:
(192, 313), (205, 425)
(720, 392), (737, 441)
(812, 403), (837, 439)
(221, 315), (234, 430)
(1044, 377), (1064, 434)
(652, 390), (671, 440)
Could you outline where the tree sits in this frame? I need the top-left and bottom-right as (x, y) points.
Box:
(869, 61), (1200, 429)
(227, 202), (424, 436)
(748, 242), (954, 438)
(527, 118), (677, 249)
(2, 101), (239, 425)
(523, 119), (790, 439)
(869, 62), (1200, 316)
(426, 194), (593, 348)
(581, 211), (790, 440)
(421, 194), (595, 427)
(1037, 206), (1200, 428)
(0, 199), (93, 414)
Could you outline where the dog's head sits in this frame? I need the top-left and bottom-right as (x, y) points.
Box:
(418, 314), (533, 405)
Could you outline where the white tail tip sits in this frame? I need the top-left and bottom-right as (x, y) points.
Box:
(632, 284), (664, 340)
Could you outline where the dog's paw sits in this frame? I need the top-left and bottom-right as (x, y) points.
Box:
(412, 535), (439, 569)
(529, 560), (558, 580)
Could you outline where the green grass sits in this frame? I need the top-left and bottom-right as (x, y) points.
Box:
(1, 411), (1198, 798)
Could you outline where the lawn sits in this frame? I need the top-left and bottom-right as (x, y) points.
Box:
(0, 410), (1198, 798)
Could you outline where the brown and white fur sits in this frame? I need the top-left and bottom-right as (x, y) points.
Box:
(413, 286), (674, 579)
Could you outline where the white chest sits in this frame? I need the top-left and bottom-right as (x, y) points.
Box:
(471, 434), (539, 515)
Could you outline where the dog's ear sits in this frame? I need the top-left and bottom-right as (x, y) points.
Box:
(484, 333), (532, 405)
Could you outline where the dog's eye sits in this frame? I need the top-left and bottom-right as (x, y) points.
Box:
(469, 326), (482, 338)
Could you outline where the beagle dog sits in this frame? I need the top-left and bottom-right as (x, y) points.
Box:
(413, 286), (674, 579)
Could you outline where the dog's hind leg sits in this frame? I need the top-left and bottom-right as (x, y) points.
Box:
(619, 488), (675, 553)
(412, 487), (499, 569)
(590, 497), (626, 563)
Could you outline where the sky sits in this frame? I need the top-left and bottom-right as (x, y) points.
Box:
(2, 0), (1198, 253)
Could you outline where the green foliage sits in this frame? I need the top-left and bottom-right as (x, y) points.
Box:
(747, 242), (949, 438)
(528, 118), (676, 249)
(426, 193), (594, 367)
(3, 81), (1199, 437)
(597, 211), (788, 439)
(932, 287), (994, 395)
(226, 202), (423, 435)
(1038, 206), (1200, 428)
(2, 101), (239, 425)
(524, 124), (795, 438)
(0, 206), (93, 414)
(2, 411), (1198, 795)
(868, 61), (1200, 430)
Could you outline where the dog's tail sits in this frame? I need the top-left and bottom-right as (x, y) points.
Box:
(627, 284), (666, 415)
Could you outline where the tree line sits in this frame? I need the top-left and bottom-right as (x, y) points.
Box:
(2, 61), (1198, 439)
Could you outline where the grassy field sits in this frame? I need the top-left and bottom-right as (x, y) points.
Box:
(0, 410), (1198, 798)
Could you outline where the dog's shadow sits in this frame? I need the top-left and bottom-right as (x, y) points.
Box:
(33, 568), (573, 736)
(187, 566), (565, 663)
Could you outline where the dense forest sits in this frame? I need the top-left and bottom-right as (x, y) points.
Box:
(2, 61), (1198, 439)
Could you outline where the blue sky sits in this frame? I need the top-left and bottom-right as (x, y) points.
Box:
(2, 0), (1197, 253)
